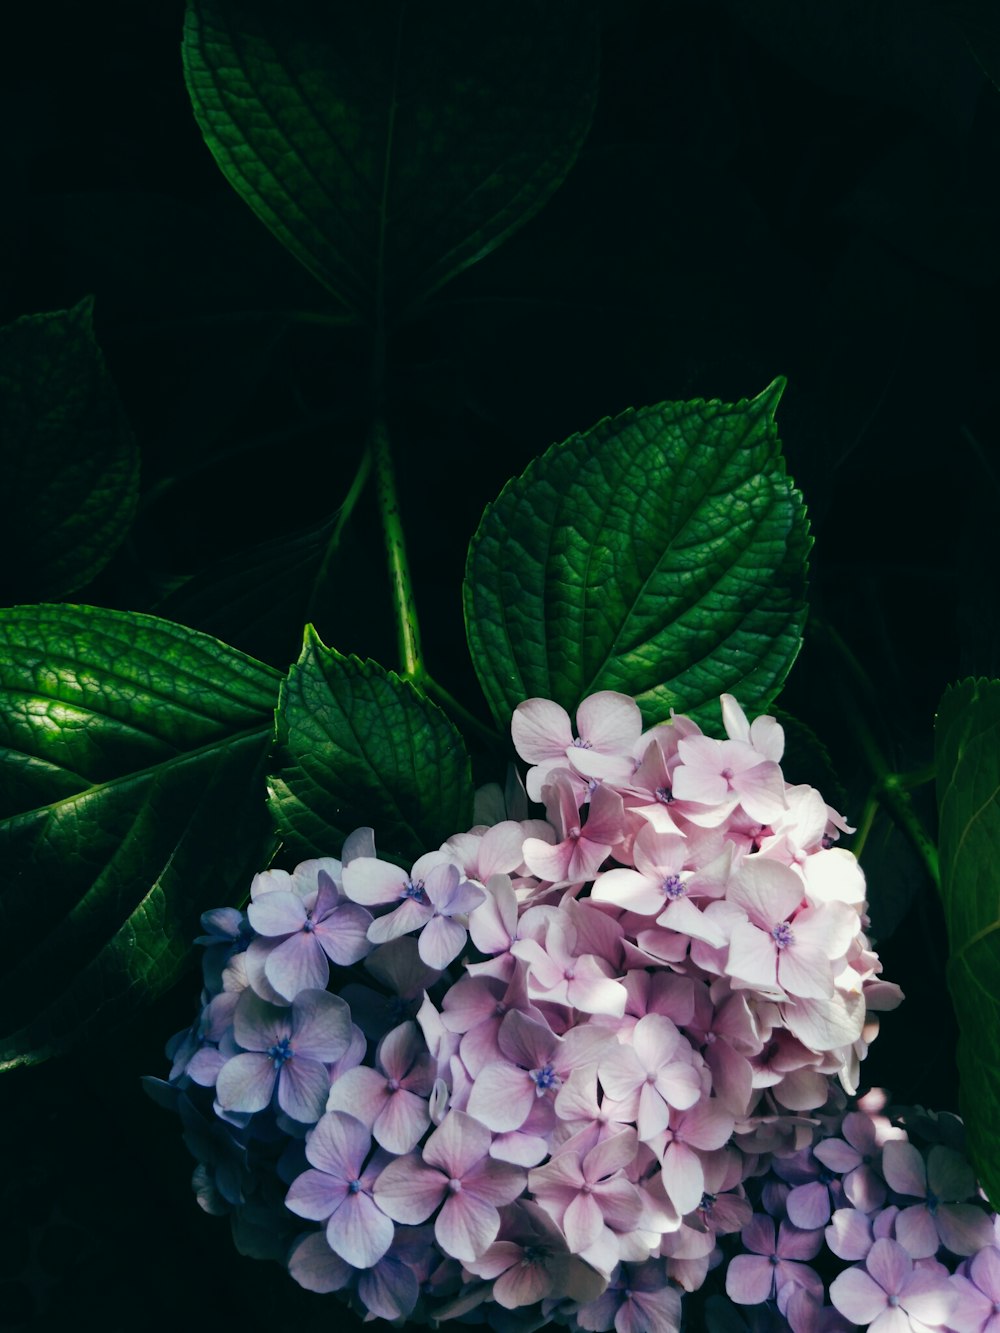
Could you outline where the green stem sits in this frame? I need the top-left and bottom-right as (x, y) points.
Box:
(372, 416), (422, 679)
(850, 790), (879, 862)
(305, 447), (373, 623)
(415, 669), (507, 754)
(818, 620), (941, 891)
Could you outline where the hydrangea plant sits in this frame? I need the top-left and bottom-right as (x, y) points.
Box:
(3, 5), (999, 1331)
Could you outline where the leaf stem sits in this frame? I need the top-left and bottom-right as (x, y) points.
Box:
(371, 415), (422, 679)
(414, 669), (507, 755)
(817, 620), (941, 891)
(850, 790), (879, 862)
(305, 447), (373, 623)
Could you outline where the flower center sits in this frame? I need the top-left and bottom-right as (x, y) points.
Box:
(655, 785), (674, 804)
(267, 1036), (294, 1067)
(771, 922), (794, 949)
(402, 879), (428, 904)
(348, 1179), (361, 1194)
(448, 1178), (463, 1194)
(571, 737), (592, 749)
(662, 874), (685, 900)
(530, 1063), (559, 1091)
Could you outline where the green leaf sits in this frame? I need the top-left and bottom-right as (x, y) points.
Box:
(936, 677), (1000, 1207)
(0, 605), (281, 1070)
(269, 628), (474, 865)
(464, 379), (811, 732)
(182, 0), (599, 324)
(0, 298), (139, 602)
(154, 515), (336, 668)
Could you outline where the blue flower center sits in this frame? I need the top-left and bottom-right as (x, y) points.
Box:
(530, 1063), (559, 1091)
(700, 1192), (716, 1214)
(926, 1188), (939, 1214)
(771, 922), (794, 949)
(267, 1036), (294, 1067)
(303, 910), (315, 933)
(571, 737), (592, 749)
(402, 879), (428, 904)
(655, 785), (674, 804)
(662, 874), (685, 900)
(348, 1179), (361, 1194)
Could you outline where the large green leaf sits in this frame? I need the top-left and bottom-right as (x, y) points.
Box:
(269, 628), (473, 866)
(936, 677), (1000, 1207)
(182, 0), (599, 325)
(0, 605), (281, 1070)
(0, 298), (139, 602)
(464, 380), (811, 732)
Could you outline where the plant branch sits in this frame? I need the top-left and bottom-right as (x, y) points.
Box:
(371, 415), (422, 679)
(305, 447), (373, 624)
(817, 620), (941, 891)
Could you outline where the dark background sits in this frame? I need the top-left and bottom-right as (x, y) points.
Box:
(1, 1), (998, 1328)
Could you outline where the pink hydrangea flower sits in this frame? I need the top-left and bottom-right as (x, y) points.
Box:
(829, 1237), (957, 1330)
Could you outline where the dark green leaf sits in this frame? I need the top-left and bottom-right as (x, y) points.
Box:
(269, 627), (473, 865)
(464, 380), (811, 732)
(724, 0), (981, 133)
(154, 515), (336, 668)
(182, 0), (599, 324)
(936, 677), (1000, 1207)
(0, 298), (139, 602)
(858, 808), (927, 941)
(0, 605), (281, 1070)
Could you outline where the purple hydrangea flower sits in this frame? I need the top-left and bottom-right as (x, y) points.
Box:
(216, 988), (352, 1124)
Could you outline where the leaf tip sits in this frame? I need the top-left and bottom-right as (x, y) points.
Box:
(750, 375), (788, 422)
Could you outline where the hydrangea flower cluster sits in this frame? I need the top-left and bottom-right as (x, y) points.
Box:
(145, 691), (997, 1330)
(715, 1090), (1000, 1331)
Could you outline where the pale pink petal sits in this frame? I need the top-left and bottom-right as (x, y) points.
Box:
(971, 1243), (1000, 1297)
(787, 1181), (832, 1230)
(419, 913), (468, 970)
(826, 1207), (874, 1260)
(264, 931), (328, 1000)
(278, 1056), (331, 1123)
(829, 1266), (888, 1323)
(423, 1109), (492, 1177)
(305, 1109), (370, 1177)
(661, 1140), (704, 1214)
(591, 867), (662, 915)
(726, 1253), (775, 1305)
(866, 1237), (912, 1293)
(327, 1190), (394, 1268)
(563, 1190), (604, 1252)
(289, 989), (353, 1062)
(466, 1063), (535, 1132)
(493, 1258), (553, 1308)
(436, 1190), (501, 1262)
(464, 1157), (528, 1207)
(314, 903), (373, 965)
(899, 1270), (958, 1322)
(216, 1052), (275, 1112)
(814, 1139), (862, 1174)
(637, 1081), (671, 1140)
(373, 1156), (446, 1222)
(326, 1066), (390, 1126)
(285, 1168), (344, 1220)
(511, 697), (575, 762)
(342, 857), (410, 905)
(576, 690), (643, 752)
(729, 857), (804, 928)
(287, 1232), (351, 1293)
(373, 1088), (431, 1154)
(726, 921), (780, 991)
(247, 890), (306, 936)
(881, 1142), (927, 1199)
(778, 945), (834, 1000)
(935, 1203), (996, 1256)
